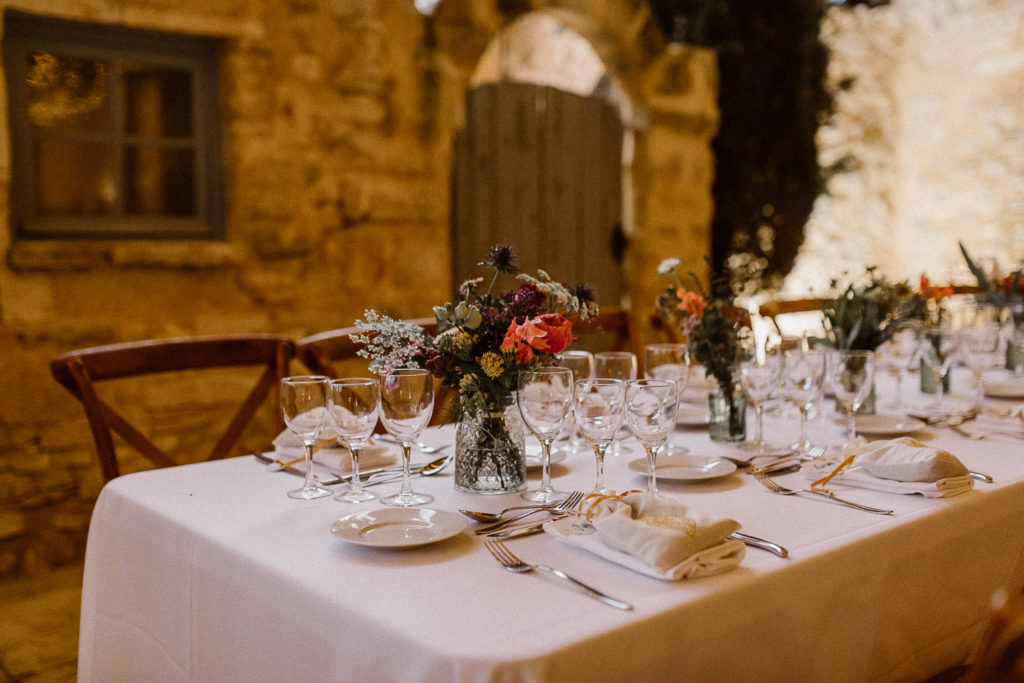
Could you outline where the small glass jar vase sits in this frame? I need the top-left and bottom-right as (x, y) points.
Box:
(708, 382), (746, 443)
(454, 393), (526, 494)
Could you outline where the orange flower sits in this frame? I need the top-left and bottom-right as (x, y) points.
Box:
(676, 289), (707, 319)
(920, 273), (954, 299)
(500, 313), (573, 364)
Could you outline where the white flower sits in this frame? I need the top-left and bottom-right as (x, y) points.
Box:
(657, 258), (682, 275)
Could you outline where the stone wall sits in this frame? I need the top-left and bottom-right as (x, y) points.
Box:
(0, 0), (719, 580)
(784, 0), (1024, 296)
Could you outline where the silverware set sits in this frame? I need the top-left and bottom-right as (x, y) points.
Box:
(753, 469), (894, 515)
(472, 491), (584, 536)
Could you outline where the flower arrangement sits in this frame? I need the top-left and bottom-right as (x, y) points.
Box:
(822, 267), (916, 351)
(960, 242), (1023, 324)
(656, 258), (750, 391)
(352, 245), (598, 493)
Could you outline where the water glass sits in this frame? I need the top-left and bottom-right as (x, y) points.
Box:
(737, 342), (782, 453)
(558, 350), (594, 454)
(518, 366), (574, 503)
(827, 349), (875, 441)
(644, 343), (690, 455)
(781, 348), (826, 454)
(919, 327), (959, 412)
(280, 375), (332, 500)
(961, 323), (1003, 407)
(624, 379), (679, 496)
(328, 378), (380, 503)
(573, 378), (626, 494)
(378, 368), (435, 507)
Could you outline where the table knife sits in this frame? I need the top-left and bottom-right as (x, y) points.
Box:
(729, 532), (789, 558)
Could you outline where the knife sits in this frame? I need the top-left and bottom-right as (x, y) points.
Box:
(252, 453), (407, 486)
(729, 532), (789, 558)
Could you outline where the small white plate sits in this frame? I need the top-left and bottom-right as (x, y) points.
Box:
(835, 413), (926, 436)
(525, 443), (568, 469)
(627, 454), (737, 481)
(676, 404), (709, 428)
(330, 508), (466, 549)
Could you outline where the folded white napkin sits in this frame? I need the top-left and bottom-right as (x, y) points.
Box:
(801, 437), (973, 498)
(272, 428), (395, 473)
(544, 492), (745, 581)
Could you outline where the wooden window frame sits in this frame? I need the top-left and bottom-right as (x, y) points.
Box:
(3, 11), (224, 240)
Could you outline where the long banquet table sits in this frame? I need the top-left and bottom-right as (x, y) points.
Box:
(77, 370), (1024, 682)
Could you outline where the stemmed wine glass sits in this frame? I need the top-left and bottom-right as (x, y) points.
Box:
(594, 351), (637, 456)
(378, 368), (435, 507)
(781, 348), (826, 455)
(280, 375), (332, 500)
(884, 320), (922, 412)
(327, 378), (379, 503)
(517, 366), (574, 503)
(827, 349), (876, 441)
(737, 339), (783, 454)
(961, 320), (1004, 409)
(643, 343), (690, 455)
(624, 379), (679, 497)
(557, 350), (595, 454)
(919, 327), (959, 413)
(573, 378), (626, 494)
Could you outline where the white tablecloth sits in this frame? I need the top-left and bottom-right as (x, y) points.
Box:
(78, 369), (1024, 682)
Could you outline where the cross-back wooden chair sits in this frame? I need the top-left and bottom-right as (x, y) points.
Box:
(757, 297), (829, 337)
(50, 334), (295, 482)
(295, 318), (456, 426)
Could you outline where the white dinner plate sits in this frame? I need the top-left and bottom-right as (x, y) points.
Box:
(330, 508), (466, 549)
(676, 404), (709, 428)
(627, 454), (737, 481)
(834, 413), (926, 436)
(984, 375), (1024, 399)
(525, 443), (568, 469)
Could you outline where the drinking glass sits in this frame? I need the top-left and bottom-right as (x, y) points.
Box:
(643, 343), (691, 455)
(378, 368), (435, 507)
(883, 320), (922, 412)
(624, 379), (679, 496)
(573, 378), (626, 494)
(594, 351), (637, 455)
(518, 366), (574, 503)
(737, 340), (782, 453)
(919, 327), (959, 412)
(557, 350), (595, 454)
(827, 349), (876, 441)
(327, 378), (380, 503)
(781, 348), (826, 455)
(961, 322), (1003, 408)
(280, 375), (332, 500)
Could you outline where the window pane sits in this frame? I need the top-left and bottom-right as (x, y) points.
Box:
(34, 140), (114, 216)
(27, 52), (110, 132)
(122, 63), (193, 138)
(124, 145), (196, 216)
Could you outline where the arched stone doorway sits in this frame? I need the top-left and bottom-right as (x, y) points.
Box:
(451, 13), (627, 304)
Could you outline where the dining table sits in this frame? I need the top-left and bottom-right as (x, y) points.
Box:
(76, 366), (1024, 682)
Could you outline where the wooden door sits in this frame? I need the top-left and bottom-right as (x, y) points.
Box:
(452, 82), (624, 304)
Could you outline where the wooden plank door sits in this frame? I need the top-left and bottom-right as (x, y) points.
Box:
(452, 82), (624, 304)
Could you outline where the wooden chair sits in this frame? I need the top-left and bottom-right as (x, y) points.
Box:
(295, 318), (456, 425)
(757, 297), (828, 337)
(572, 306), (642, 358)
(50, 334), (295, 482)
(959, 586), (1024, 682)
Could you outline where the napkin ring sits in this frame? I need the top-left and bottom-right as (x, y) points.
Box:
(810, 455), (856, 495)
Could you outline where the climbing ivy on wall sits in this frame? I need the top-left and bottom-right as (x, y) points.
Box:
(649, 0), (833, 293)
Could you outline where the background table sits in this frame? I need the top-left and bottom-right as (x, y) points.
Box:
(78, 370), (1024, 682)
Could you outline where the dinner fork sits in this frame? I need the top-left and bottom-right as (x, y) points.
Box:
(474, 491), (584, 535)
(753, 470), (893, 515)
(483, 539), (632, 610)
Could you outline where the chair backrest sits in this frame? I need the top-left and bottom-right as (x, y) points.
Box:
(572, 306), (642, 358)
(296, 318), (455, 425)
(50, 334), (295, 482)
(962, 586), (1024, 682)
(758, 297), (828, 338)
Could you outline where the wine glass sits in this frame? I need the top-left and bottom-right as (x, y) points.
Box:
(557, 350), (595, 454)
(378, 368), (435, 507)
(594, 351), (637, 455)
(781, 348), (826, 455)
(624, 379), (679, 496)
(280, 375), (332, 500)
(327, 378), (379, 503)
(737, 339), (783, 454)
(827, 349), (876, 441)
(643, 343), (690, 455)
(573, 378), (626, 494)
(961, 322), (1004, 408)
(517, 366), (574, 503)
(883, 320), (922, 412)
(919, 327), (959, 413)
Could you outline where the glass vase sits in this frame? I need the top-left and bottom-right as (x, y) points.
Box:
(708, 382), (746, 443)
(454, 393), (526, 494)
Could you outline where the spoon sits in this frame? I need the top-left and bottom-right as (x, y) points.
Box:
(459, 500), (562, 523)
(419, 453), (452, 476)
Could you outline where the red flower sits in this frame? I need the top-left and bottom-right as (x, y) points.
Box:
(676, 289), (707, 319)
(500, 313), (573, 364)
(920, 273), (954, 299)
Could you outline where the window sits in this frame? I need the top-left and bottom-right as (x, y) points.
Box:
(3, 11), (223, 239)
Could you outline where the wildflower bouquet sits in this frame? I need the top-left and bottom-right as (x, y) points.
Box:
(822, 267), (916, 351)
(353, 245), (598, 493)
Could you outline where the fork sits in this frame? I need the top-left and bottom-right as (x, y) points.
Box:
(750, 445), (826, 475)
(753, 470), (894, 515)
(483, 539), (632, 610)
(474, 491), (584, 535)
